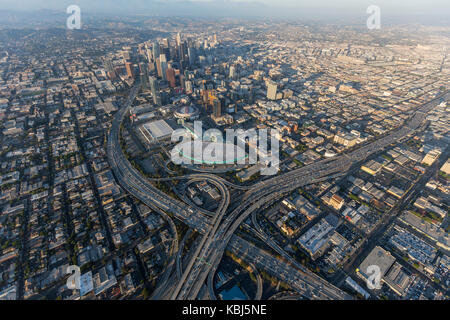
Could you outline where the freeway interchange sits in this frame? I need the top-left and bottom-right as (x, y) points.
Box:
(107, 81), (448, 301)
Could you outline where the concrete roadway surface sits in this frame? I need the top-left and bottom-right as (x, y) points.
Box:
(108, 83), (351, 300)
(172, 91), (448, 301)
(108, 82), (351, 300)
(108, 82), (448, 300)
(170, 176), (230, 300)
(229, 236), (352, 300)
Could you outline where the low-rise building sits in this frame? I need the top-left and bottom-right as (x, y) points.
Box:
(357, 246), (395, 287)
(297, 218), (335, 259)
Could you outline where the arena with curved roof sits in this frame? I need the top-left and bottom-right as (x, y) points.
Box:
(174, 105), (200, 121)
(172, 141), (248, 166)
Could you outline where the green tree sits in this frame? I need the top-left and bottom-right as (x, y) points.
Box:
(142, 288), (150, 299)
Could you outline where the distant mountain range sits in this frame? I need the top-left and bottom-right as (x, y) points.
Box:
(0, 0), (449, 28)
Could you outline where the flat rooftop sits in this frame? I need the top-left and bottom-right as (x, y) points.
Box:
(399, 211), (449, 251)
(357, 246), (395, 282)
(142, 119), (174, 140)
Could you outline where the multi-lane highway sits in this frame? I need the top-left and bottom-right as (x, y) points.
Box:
(170, 176), (230, 299)
(168, 91), (448, 301)
(229, 236), (348, 300)
(107, 83), (350, 300)
(107, 81), (448, 301)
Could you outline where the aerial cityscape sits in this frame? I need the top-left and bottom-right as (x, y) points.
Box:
(0, 0), (449, 306)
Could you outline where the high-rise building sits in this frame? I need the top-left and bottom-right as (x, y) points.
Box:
(213, 98), (222, 118)
(179, 74), (185, 91)
(176, 33), (182, 47)
(152, 42), (160, 61)
(156, 57), (162, 78)
(149, 76), (162, 106)
(267, 82), (278, 100)
(162, 47), (171, 61)
(229, 65), (236, 79)
(159, 54), (168, 81)
(146, 48), (153, 63)
(188, 47), (196, 66)
(166, 67), (176, 88)
(139, 62), (149, 90)
(213, 97), (223, 118)
(185, 80), (193, 94)
(148, 61), (155, 73)
(179, 41), (186, 63)
(125, 62), (134, 79)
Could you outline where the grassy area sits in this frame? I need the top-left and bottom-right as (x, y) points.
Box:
(409, 210), (442, 225)
(349, 193), (370, 207)
(438, 171), (450, 180)
(295, 143), (308, 153)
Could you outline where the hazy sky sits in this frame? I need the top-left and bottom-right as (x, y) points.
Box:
(1, 0), (449, 20)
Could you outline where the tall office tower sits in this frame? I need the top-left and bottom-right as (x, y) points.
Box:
(169, 46), (177, 61)
(162, 47), (171, 61)
(179, 74), (185, 90)
(149, 77), (162, 106)
(125, 62), (134, 79)
(188, 47), (196, 66)
(152, 42), (160, 61)
(166, 67), (176, 88)
(201, 88), (216, 112)
(146, 48), (153, 63)
(267, 82), (278, 100)
(213, 98), (222, 118)
(148, 61), (155, 73)
(176, 33), (182, 47)
(139, 62), (149, 90)
(179, 42), (186, 65)
(159, 54), (168, 81)
(229, 65), (236, 79)
(156, 57), (162, 78)
(185, 80), (193, 94)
